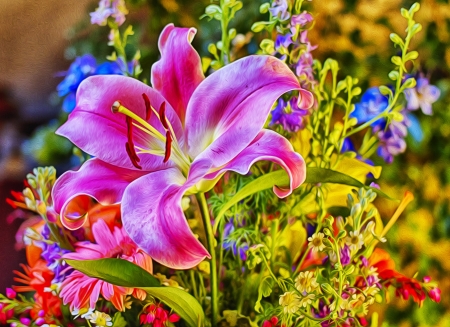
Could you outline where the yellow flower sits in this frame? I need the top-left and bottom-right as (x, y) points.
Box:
(299, 293), (316, 307)
(295, 271), (319, 294)
(279, 291), (301, 314)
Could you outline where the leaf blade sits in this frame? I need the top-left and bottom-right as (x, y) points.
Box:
(142, 287), (205, 327)
(65, 258), (160, 288)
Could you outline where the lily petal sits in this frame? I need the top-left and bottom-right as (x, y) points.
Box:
(185, 55), (313, 168)
(121, 162), (211, 269)
(52, 158), (146, 230)
(57, 75), (183, 171)
(204, 129), (306, 197)
(151, 24), (204, 124)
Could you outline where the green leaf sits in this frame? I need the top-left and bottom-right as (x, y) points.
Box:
(307, 167), (397, 201)
(65, 258), (160, 288)
(66, 259), (205, 327)
(254, 276), (275, 312)
(213, 170), (289, 230)
(142, 287), (205, 327)
(213, 168), (398, 231)
(112, 312), (127, 327)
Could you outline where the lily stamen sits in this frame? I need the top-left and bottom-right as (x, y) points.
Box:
(142, 93), (151, 121)
(125, 142), (142, 169)
(111, 100), (190, 172)
(164, 131), (172, 163)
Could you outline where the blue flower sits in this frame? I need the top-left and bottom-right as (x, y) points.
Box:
(351, 87), (388, 128)
(57, 55), (125, 113)
(57, 54), (96, 97)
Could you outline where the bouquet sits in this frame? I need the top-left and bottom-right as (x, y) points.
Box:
(1, 1), (442, 326)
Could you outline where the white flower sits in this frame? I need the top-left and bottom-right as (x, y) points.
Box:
(71, 307), (94, 319)
(87, 311), (113, 327)
(345, 230), (364, 251)
(308, 232), (326, 252)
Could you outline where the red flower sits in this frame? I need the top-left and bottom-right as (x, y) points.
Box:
(369, 248), (440, 306)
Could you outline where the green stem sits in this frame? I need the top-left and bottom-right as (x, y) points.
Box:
(190, 270), (199, 300)
(197, 193), (218, 326)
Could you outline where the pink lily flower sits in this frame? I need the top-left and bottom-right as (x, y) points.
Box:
(52, 24), (313, 269)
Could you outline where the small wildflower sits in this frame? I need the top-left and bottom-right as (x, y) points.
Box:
(6, 287), (16, 299)
(279, 291), (301, 314)
(262, 316), (279, 327)
(340, 244), (351, 266)
(270, 96), (310, 132)
(87, 311), (113, 327)
(90, 0), (128, 26)
(376, 119), (408, 163)
(295, 271), (319, 294)
(346, 230), (364, 252)
(405, 77), (440, 115)
(299, 293), (315, 307)
(269, 0), (290, 21)
(351, 87), (388, 128)
(428, 287), (441, 303)
(308, 232), (326, 252)
(71, 307), (94, 319)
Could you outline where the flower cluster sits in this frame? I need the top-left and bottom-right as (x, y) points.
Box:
(0, 1), (443, 327)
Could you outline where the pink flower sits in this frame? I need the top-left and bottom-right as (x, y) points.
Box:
(59, 219), (152, 311)
(52, 24), (313, 269)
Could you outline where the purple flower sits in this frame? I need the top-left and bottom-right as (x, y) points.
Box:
(376, 119), (408, 163)
(269, 0), (290, 21)
(41, 243), (70, 283)
(270, 96), (310, 132)
(222, 219), (249, 261)
(340, 244), (351, 266)
(275, 33), (293, 51)
(90, 0), (128, 26)
(290, 11), (313, 33)
(405, 77), (440, 115)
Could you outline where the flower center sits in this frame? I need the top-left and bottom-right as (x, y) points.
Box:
(111, 95), (190, 173)
(313, 238), (322, 247)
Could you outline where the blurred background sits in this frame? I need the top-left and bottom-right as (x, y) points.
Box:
(0, 0), (449, 326)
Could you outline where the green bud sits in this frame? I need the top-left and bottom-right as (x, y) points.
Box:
(251, 21), (269, 33)
(400, 8), (410, 19)
(409, 2), (420, 15)
(228, 28), (237, 39)
(391, 55), (403, 67)
(204, 4), (222, 20)
(405, 51), (419, 62)
(351, 87), (362, 97)
(389, 33), (404, 46)
(411, 23), (422, 35)
(379, 85), (392, 97)
(388, 70), (399, 81)
(259, 2), (270, 13)
(402, 77), (416, 89)
(337, 230), (347, 239)
(348, 117), (358, 127)
(208, 43), (218, 57)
